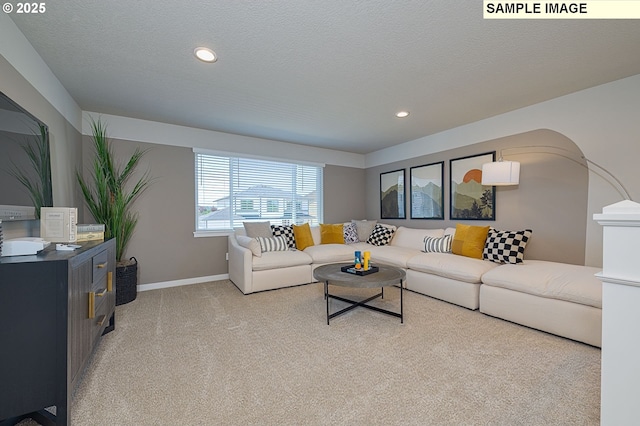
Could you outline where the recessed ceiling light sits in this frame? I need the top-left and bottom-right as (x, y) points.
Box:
(194, 47), (217, 63)
(396, 111), (410, 118)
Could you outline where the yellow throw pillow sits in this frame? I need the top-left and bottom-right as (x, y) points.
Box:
(320, 224), (345, 244)
(293, 223), (314, 250)
(451, 224), (490, 259)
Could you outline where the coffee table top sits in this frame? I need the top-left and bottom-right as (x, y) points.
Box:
(313, 263), (405, 289)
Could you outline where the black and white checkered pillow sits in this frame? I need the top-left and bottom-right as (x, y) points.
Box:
(271, 225), (296, 248)
(483, 229), (532, 264)
(366, 224), (397, 246)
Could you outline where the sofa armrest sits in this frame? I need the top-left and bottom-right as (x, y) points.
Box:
(228, 233), (253, 294)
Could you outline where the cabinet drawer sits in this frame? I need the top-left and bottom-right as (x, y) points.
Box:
(89, 288), (115, 342)
(92, 249), (109, 284)
(92, 290), (113, 338)
(92, 273), (109, 293)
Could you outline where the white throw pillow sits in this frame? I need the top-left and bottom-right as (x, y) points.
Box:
(236, 235), (262, 257)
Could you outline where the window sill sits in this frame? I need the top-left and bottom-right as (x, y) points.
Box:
(193, 230), (233, 238)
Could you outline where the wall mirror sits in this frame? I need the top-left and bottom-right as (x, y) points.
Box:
(0, 91), (52, 220)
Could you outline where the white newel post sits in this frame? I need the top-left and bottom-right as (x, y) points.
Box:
(594, 200), (640, 425)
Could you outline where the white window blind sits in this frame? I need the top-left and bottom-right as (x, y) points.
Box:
(195, 152), (323, 231)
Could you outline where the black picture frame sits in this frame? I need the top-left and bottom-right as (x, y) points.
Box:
(380, 169), (405, 219)
(410, 162), (444, 220)
(450, 152), (496, 220)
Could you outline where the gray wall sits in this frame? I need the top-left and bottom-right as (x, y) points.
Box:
(366, 129), (588, 265)
(323, 164), (366, 224)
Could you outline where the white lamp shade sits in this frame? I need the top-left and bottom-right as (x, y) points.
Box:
(481, 161), (520, 186)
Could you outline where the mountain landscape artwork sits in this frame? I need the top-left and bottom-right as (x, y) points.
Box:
(380, 169), (405, 219)
(410, 162), (443, 219)
(450, 152), (495, 220)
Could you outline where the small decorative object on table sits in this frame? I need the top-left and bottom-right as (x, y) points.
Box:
(341, 264), (379, 276)
(76, 223), (106, 242)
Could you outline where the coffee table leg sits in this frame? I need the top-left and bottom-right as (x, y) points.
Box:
(400, 279), (404, 324)
(381, 287), (384, 299)
(325, 280), (330, 325)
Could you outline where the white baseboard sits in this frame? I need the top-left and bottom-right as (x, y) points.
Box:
(137, 274), (230, 292)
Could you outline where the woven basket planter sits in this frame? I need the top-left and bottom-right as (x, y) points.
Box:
(116, 257), (138, 305)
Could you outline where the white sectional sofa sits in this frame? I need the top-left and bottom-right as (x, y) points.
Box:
(228, 224), (602, 347)
(480, 261), (602, 347)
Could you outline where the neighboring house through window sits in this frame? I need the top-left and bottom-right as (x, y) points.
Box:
(194, 150), (324, 232)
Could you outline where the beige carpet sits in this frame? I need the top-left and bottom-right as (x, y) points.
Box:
(21, 280), (601, 425)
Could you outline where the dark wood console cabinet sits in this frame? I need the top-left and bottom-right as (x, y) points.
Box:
(0, 239), (116, 426)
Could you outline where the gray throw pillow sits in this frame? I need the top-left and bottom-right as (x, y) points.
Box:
(243, 221), (272, 238)
(351, 219), (377, 242)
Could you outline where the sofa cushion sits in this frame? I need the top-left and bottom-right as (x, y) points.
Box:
(256, 236), (289, 252)
(481, 260), (602, 308)
(366, 224), (397, 246)
(451, 224), (490, 259)
(293, 223), (314, 250)
(423, 234), (452, 253)
(252, 250), (312, 271)
(320, 223), (345, 244)
(352, 219), (377, 242)
(271, 224), (296, 248)
(343, 222), (359, 244)
(483, 228), (532, 264)
(243, 221), (272, 238)
(407, 252), (499, 283)
(304, 243), (354, 264)
(236, 235), (262, 257)
(366, 245), (420, 269)
(390, 226), (444, 250)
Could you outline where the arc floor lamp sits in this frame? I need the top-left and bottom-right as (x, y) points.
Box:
(481, 145), (631, 201)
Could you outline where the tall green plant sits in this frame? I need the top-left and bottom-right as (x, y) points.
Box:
(77, 117), (153, 263)
(7, 124), (53, 218)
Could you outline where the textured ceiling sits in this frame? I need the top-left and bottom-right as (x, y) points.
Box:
(10, 1), (640, 154)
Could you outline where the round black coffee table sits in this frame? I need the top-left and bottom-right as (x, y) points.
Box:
(313, 263), (406, 325)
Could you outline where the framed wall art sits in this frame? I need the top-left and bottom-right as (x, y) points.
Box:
(410, 162), (444, 219)
(380, 169), (405, 219)
(450, 152), (496, 220)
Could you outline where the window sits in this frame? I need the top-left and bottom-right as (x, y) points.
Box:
(239, 200), (254, 211)
(266, 200), (279, 213)
(195, 150), (324, 232)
